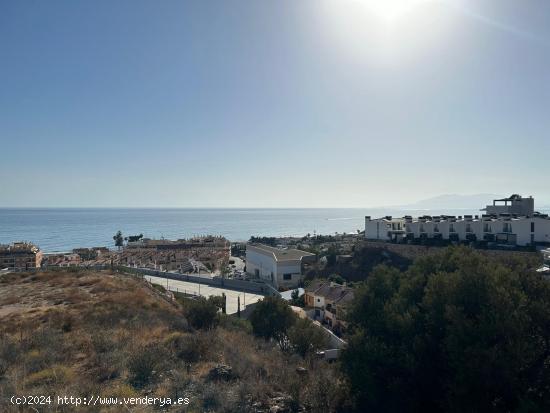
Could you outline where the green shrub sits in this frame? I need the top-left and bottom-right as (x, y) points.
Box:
(288, 318), (328, 357)
(163, 332), (209, 363)
(183, 297), (219, 330)
(126, 344), (167, 388)
(250, 297), (296, 350)
(25, 365), (73, 387)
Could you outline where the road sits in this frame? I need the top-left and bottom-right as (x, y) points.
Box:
(144, 275), (263, 315)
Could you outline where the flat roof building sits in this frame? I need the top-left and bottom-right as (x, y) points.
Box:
(0, 242), (43, 272)
(246, 243), (316, 290)
(484, 194), (535, 216)
(365, 195), (550, 248)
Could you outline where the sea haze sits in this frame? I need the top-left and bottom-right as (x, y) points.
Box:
(1, 207), (548, 253)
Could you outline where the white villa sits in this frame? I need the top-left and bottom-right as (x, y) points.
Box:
(365, 195), (550, 248)
(245, 244), (316, 290)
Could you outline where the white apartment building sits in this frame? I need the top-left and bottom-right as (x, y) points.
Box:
(485, 194), (534, 216)
(365, 195), (550, 248)
(364, 216), (406, 243)
(246, 244), (316, 290)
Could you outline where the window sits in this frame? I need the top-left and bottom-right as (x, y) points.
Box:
(434, 225), (439, 233)
(484, 223), (491, 233)
(531, 222), (535, 232)
(420, 224), (425, 232)
(283, 273), (292, 280)
(449, 224), (455, 233)
(466, 224), (472, 233)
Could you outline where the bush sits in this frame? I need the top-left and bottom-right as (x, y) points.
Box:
(182, 297), (219, 330)
(250, 297), (296, 350)
(25, 365), (73, 387)
(217, 313), (252, 334)
(163, 332), (210, 363)
(126, 344), (167, 388)
(90, 332), (122, 382)
(0, 336), (19, 367)
(288, 318), (328, 357)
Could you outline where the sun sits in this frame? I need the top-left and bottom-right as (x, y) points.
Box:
(358, 0), (435, 22)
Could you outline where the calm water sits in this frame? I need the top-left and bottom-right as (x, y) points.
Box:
(2, 207), (547, 253)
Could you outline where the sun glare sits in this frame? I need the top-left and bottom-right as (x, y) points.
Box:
(358, 0), (436, 22)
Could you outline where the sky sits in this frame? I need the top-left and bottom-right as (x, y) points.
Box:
(1, 0), (549, 208)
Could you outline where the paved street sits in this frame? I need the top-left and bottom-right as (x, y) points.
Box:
(144, 275), (264, 314)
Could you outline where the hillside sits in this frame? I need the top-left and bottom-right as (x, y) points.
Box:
(0, 270), (344, 412)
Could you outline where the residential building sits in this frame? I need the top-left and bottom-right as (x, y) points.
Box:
(245, 243), (316, 289)
(72, 247), (109, 261)
(484, 194), (534, 216)
(44, 253), (81, 267)
(365, 195), (550, 248)
(365, 216), (406, 242)
(0, 242), (43, 271)
(305, 281), (354, 334)
(85, 236), (230, 273)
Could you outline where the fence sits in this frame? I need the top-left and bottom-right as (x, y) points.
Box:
(114, 266), (281, 296)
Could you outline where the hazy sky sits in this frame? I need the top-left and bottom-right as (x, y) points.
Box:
(1, 0), (549, 207)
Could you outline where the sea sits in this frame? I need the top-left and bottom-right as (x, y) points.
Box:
(1, 207), (548, 253)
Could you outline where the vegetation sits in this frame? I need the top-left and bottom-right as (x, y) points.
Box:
(288, 318), (328, 358)
(341, 246), (550, 412)
(125, 233), (144, 243)
(249, 296), (296, 350)
(248, 236), (278, 246)
(0, 270), (343, 412)
(327, 274), (345, 285)
(113, 230), (124, 249)
(290, 288), (305, 307)
(176, 294), (224, 329)
(250, 297), (329, 359)
(2, 246), (548, 412)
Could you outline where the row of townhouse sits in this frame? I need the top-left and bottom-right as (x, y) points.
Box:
(304, 281), (354, 335)
(365, 195), (550, 247)
(43, 253), (81, 267)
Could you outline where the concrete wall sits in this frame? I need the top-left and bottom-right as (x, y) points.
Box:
(275, 261), (302, 289)
(245, 248), (276, 284)
(365, 219), (388, 240)
(119, 266), (280, 296)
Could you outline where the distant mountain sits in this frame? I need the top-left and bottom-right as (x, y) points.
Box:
(397, 194), (503, 210)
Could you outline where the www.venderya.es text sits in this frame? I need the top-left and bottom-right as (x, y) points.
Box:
(10, 395), (190, 407)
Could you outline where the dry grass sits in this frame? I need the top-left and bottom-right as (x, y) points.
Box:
(0, 269), (344, 412)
